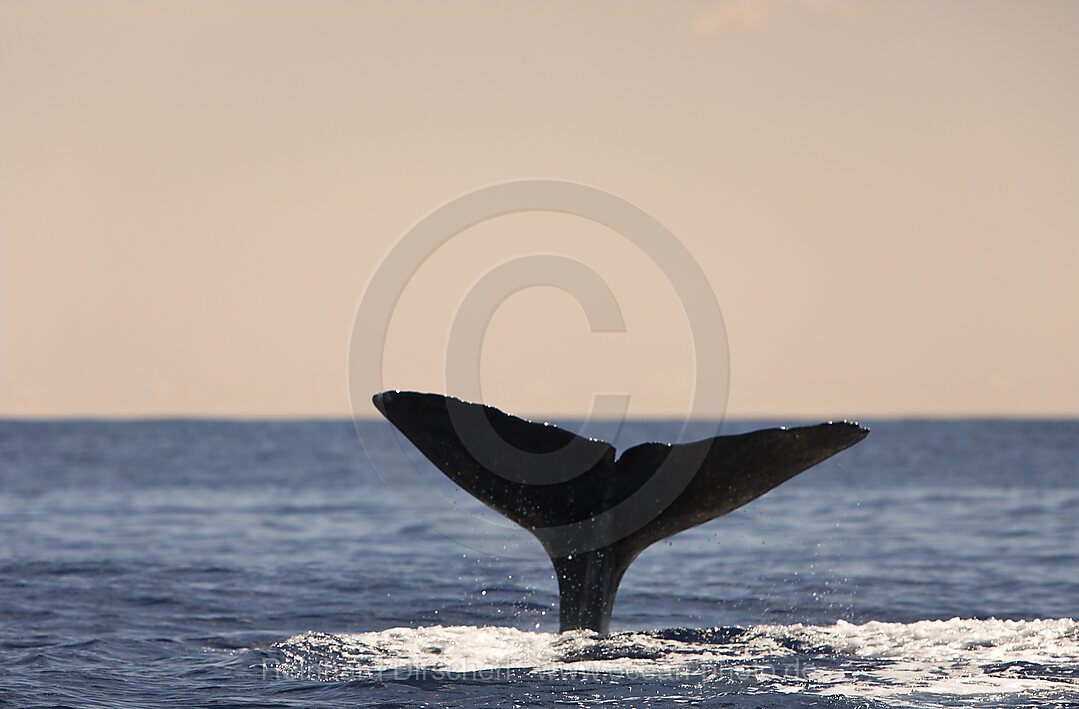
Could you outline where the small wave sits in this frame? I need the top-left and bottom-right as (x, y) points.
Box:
(270, 619), (1079, 706)
(756, 617), (1079, 663)
(271, 625), (790, 683)
(754, 617), (1079, 702)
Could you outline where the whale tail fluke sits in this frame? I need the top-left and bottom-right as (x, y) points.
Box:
(372, 390), (868, 633)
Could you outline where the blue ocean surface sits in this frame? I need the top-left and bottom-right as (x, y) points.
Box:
(1, 418), (1077, 707)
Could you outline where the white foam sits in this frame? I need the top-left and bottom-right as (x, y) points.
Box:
(761, 617), (1078, 664)
(756, 617), (1079, 702)
(277, 626), (559, 676)
(272, 619), (1079, 705)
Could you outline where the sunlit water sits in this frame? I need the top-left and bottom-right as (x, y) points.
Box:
(1, 419), (1076, 707)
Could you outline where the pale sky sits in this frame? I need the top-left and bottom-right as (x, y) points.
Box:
(2, 1), (1076, 419)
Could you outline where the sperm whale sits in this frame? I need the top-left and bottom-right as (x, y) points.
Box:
(372, 390), (868, 634)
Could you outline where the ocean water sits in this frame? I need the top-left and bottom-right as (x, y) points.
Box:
(1, 417), (1076, 708)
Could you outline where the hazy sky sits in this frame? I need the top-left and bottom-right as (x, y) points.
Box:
(2, 1), (1076, 419)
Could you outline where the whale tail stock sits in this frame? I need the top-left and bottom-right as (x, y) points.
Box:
(371, 390), (869, 634)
